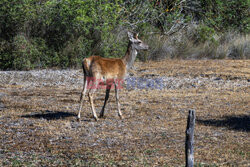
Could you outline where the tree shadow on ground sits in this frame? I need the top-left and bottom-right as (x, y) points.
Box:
(21, 110), (77, 120)
(197, 115), (250, 132)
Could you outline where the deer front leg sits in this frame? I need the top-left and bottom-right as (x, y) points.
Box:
(114, 82), (123, 119)
(100, 85), (111, 118)
(78, 76), (87, 120)
(88, 88), (99, 121)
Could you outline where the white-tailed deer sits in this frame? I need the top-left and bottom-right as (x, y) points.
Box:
(78, 32), (149, 121)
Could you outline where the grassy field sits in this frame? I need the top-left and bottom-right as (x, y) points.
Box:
(0, 60), (249, 166)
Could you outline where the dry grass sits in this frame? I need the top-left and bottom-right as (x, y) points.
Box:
(0, 60), (249, 166)
(145, 25), (250, 60)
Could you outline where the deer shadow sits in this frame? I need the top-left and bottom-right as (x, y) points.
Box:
(197, 115), (250, 132)
(21, 110), (77, 120)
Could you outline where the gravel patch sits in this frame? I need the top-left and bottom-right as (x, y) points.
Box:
(0, 70), (248, 90)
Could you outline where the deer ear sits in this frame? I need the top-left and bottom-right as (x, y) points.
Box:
(135, 33), (139, 39)
(127, 32), (134, 40)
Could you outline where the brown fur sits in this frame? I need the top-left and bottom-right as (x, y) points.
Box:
(83, 56), (126, 80)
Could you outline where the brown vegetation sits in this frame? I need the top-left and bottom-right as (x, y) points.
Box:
(145, 28), (250, 60)
(0, 60), (249, 166)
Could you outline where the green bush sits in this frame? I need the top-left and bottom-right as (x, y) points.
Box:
(199, 0), (249, 33)
(12, 34), (39, 70)
(0, 0), (249, 70)
(59, 36), (92, 68)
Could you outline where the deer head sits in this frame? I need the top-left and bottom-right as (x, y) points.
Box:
(128, 32), (149, 51)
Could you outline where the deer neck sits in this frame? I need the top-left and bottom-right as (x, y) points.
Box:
(122, 42), (138, 70)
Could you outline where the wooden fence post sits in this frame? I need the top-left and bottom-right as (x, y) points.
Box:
(185, 109), (195, 167)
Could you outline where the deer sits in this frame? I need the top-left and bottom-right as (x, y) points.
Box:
(77, 32), (149, 121)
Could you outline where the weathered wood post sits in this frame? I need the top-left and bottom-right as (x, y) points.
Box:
(185, 109), (195, 167)
(0, 93), (6, 111)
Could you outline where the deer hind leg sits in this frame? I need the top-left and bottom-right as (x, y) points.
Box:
(114, 82), (123, 119)
(88, 87), (99, 121)
(78, 76), (88, 120)
(100, 85), (111, 118)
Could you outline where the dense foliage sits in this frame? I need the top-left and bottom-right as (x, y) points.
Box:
(0, 0), (249, 70)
